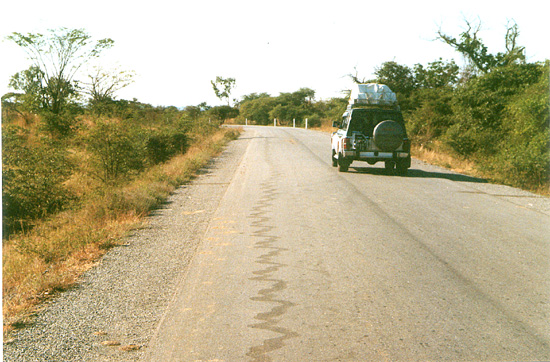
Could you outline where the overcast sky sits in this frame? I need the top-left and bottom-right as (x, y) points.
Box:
(1, 0), (548, 107)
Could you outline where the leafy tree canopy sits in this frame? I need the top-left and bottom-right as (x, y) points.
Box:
(211, 76), (236, 106)
(239, 92), (270, 104)
(7, 28), (115, 134)
(438, 20), (525, 74)
(81, 65), (135, 113)
(413, 58), (460, 89)
(374, 61), (416, 96)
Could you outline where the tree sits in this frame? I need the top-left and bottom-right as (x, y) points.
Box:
(86, 121), (145, 181)
(183, 102), (211, 121)
(81, 66), (135, 115)
(413, 58), (459, 89)
(236, 92), (270, 106)
(346, 66), (371, 84)
(374, 61), (416, 96)
(82, 66), (134, 103)
(7, 28), (114, 126)
(6, 66), (46, 115)
(495, 61), (549, 189)
(314, 97), (348, 122)
(269, 88), (316, 124)
(445, 61), (544, 156)
(238, 96), (277, 125)
(211, 76), (236, 105)
(373, 61), (417, 110)
(437, 20), (525, 75)
(207, 105), (239, 121)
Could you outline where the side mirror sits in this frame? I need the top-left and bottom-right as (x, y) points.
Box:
(332, 121), (338, 128)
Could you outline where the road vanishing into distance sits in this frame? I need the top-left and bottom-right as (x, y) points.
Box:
(5, 125), (550, 361)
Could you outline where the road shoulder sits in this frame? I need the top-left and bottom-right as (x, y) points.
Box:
(2, 130), (252, 362)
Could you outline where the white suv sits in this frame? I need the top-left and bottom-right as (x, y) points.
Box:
(331, 84), (411, 174)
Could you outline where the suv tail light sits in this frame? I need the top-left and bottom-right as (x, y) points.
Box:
(343, 137), (352, 151)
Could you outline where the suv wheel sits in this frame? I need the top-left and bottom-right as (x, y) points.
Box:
(396, 161), (408, 176)
(338, 154), (350, 172)
(331, 150), (338, 167)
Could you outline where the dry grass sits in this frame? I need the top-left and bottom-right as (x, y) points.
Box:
(2, 127), (240, 334)
(412, 144), (550, 195)
(2, 212), (140, 329)
(411, 143), (480, 176)
(313, 123), (338, 133)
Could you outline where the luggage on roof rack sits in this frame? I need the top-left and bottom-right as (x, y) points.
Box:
(349, 83), (397, 107)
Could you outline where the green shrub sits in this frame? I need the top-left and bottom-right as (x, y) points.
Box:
(86, 121), (146, 182)
(146, 129), (188, 164)
(223, 128), (241, 140)
(305, 114), (321, 128)
(406, 87), (455, 143)
(446, 63), (544, 158)
(2, 125), (73, 235)
(444, 122), (479, 156)
(146, 133), (174, 164)
(492, 132), (550, 189)
(489, 61), (550, 189)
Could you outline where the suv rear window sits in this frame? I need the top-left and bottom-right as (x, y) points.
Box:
(348, 109), (405, 136)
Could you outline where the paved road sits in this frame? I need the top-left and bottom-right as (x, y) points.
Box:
(4, 126), (549, 361)
(146, 126), (550, 361)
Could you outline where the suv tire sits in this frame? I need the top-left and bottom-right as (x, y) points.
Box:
(373, 120), (404, 151)
(338, 154), (350, 172)
(396, 160), (408, 176)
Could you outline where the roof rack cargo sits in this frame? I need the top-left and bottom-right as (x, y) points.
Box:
(348, 83), (398, 108)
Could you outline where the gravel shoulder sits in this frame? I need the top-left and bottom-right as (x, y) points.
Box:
(3, 131), (251, 362)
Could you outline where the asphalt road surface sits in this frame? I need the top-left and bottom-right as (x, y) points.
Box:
(145, 126), (549, 361)
(5, 126), (550, 361)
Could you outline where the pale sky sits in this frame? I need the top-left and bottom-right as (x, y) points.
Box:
(1, 0), (548, 107)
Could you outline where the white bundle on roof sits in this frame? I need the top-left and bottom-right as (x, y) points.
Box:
(349, 83), (397, 106)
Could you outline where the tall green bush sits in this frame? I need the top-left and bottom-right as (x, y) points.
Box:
(445, 62), (545, 158)
(238, 95), (277, 125)
(86, 121), (146, 182)
(406, 87), (455, 143)
(146, 128), (188, 164)
(2, 125), (73, 235)
(489, 61), (550, 189)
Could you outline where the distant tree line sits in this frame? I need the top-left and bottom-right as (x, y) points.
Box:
(234, 88), (347, 127)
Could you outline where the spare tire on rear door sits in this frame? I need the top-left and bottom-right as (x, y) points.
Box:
(373, 120), (404, 151)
